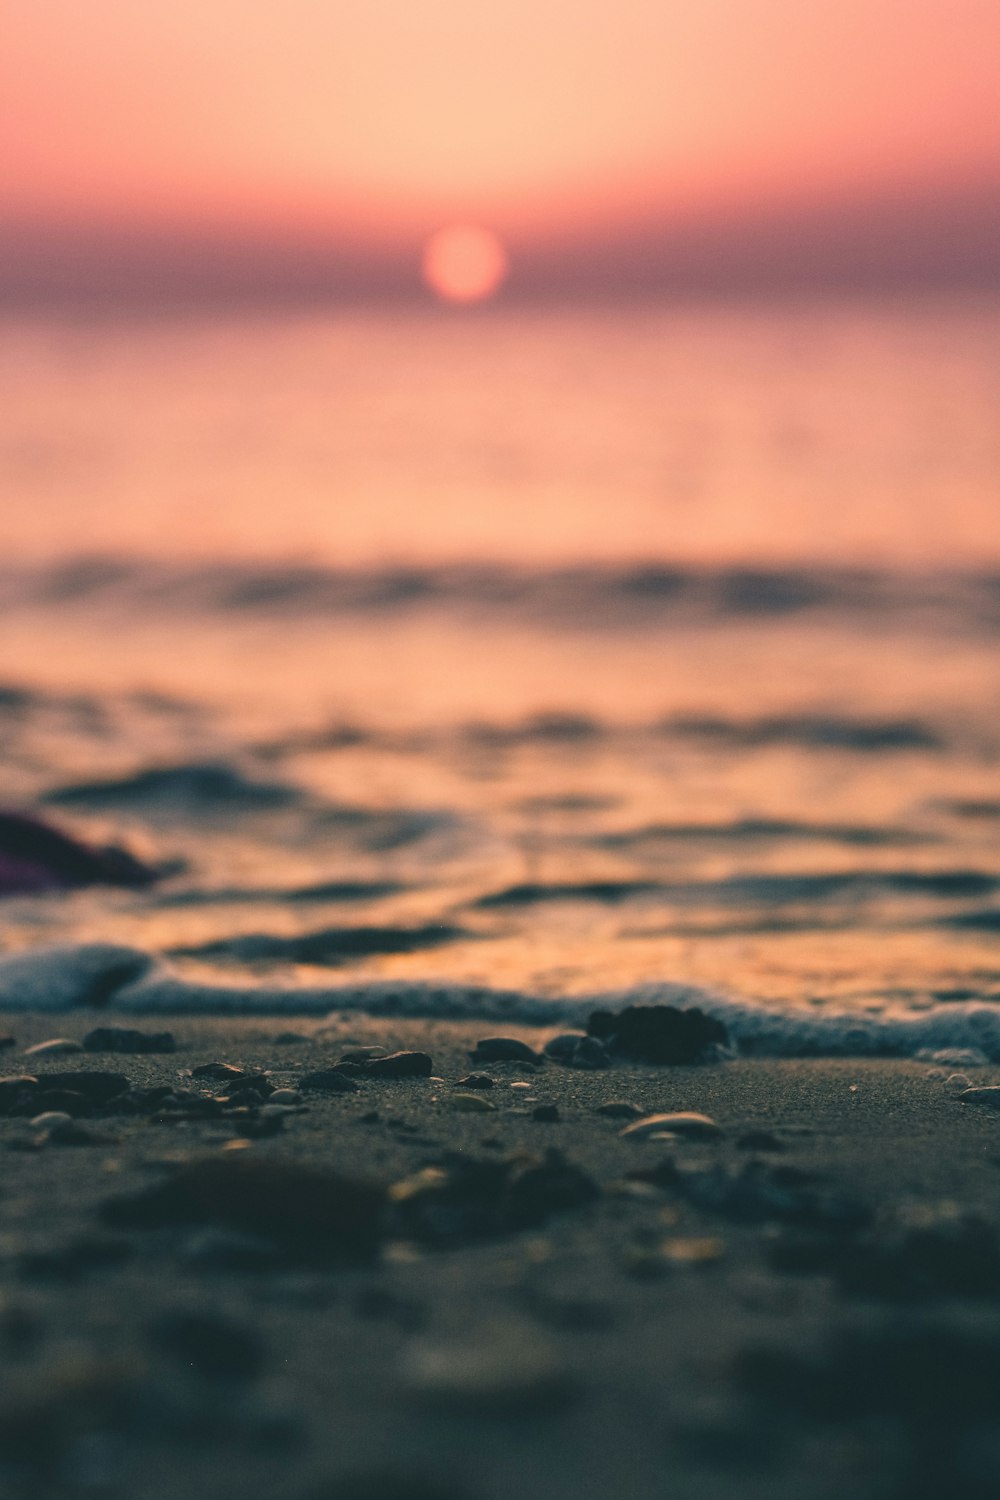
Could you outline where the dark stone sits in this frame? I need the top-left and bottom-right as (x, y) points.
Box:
(469, 1037), (544, 1064)
(31, 1071), (129, 1106)
(634, 1157), (870, 1231)
(83, 1027), (176, 1054)
(299, 1069), (360, 1094)
(191, 1062), (251, 1081)
(532, 1105), (560, 1122)
(149, 1310), (264, 1381)
(587, 1005), (728, 1064)
(543, 1033), (609, 1068)
(366, 1051), (433, 1079)
(455, 1073), (495, 1089)
(0, 808), (157, 894)
(102, 1153), (386, 1263)
(392, 1148), (598, 1246)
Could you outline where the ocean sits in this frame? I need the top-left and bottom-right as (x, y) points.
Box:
(1, 296), (999, 1056)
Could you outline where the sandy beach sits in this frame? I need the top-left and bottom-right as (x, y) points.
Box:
(3, 1011), (999, 1500)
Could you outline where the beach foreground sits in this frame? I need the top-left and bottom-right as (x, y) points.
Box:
(2, 1012), (998, 1500)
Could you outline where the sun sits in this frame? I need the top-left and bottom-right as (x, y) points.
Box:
(421, 224), (509, 304)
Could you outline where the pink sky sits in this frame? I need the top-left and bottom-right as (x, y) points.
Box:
(3, 0), (999, 299)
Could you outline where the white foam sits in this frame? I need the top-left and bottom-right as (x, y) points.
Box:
(3, 945), (1000, 1060)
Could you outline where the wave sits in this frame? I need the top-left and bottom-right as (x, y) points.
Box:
(5, 943), (1000, 1061)
(2, 557), (999, 631)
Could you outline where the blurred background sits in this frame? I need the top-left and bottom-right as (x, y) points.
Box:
(1, 2), (999, 1005)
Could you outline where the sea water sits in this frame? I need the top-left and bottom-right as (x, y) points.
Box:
(1, 298), (998, 1056)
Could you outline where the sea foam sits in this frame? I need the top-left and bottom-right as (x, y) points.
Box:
(3, 944), (1000, 1061)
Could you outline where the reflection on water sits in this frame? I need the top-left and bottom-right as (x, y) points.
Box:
(0, 300), (998, 1022)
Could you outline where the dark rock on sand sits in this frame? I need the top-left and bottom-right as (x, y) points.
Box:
(191, 1061), (252, 1080)
(149, 1310), (264, 1382)
(587, 1004), (728, 1064)
(455, 1072), (495, 1089)
(0, 808), (157, 894)
(366, 1051), (433, 1079)
(596, 1100), (643, 1119)
(391, 1148), (597, 1245)
(470, 1037), (544, 1064)
(638, 1157), (870, 1230)
(83, 1026), (176, 1053)
(958, 1086), (1000, 1109)
(32, 1070), (129, 1106)
(102, 1153), (386, 1263)
(544, 1033), (609, 1068)
(299, 1069), (359, 1094)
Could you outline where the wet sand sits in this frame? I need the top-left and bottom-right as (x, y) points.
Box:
(2, 1012), (999, 1500)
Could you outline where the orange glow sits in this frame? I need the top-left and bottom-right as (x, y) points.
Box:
(421, 226), (508, 303)
(1, 1), (999, 275)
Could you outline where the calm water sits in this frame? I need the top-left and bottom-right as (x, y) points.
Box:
(1, 299), (999, 1049)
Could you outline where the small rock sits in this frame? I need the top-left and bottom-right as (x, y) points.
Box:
(339, 1047), (388, 1064)
(532, 1105), (560, 1122)
(83, 1027), (176, 1054)
(470, 1037), (543, 1065)
(544, 1034), (608, 1068)
(452, 1093), (498, 1113)
(268, 1088), (303, 1106)
(29, 1110), (74, 1130)
(366, 1052), (433, 1079)
(596, 1100), (644, 1119)
(620, 1111), (722, 1140)
(102, 1153), (386, 1263)
(299, 1070), (359, 1094)
(23, 1039), (83, 1057)
(32, 1071), (129, 1106)
(455, 1073), (494, 1089)
(588, 1004), (728, 1064)
(191, 1062), (251, 1081)
(958, 1087), (1000, 1109)
(544, 1033), (586, 1060)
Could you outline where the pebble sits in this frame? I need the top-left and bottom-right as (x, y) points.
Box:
(366, 1052), (433, 1079)
(587, 1003), (728, 1064)
(596, 1100), (644, 1119)
(23, 1039), (83, 1057)
(267, 1088), (303, 1106)
(958, 1086), (1000, 1109)
(34, 1071), (130, 1105)
(452, 1092), (498, 1113)
(29, 1110), (74, 1130)
(83, 1027), (176, 1054)
(470, 1037), (543, 1064)
(402, 1322), (575, 1413)
(543, 1033), (609, 1068)
(455, 1073), (494, 1089)
(102, 1153), (387, 1263)
(191, 1062), (251, 1081)
(620, 1111), (722, 1140)
(299, 1070), (359, 1094)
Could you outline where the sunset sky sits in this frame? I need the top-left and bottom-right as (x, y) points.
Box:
(3, 0), (999, 302)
